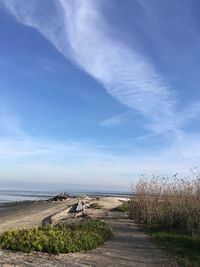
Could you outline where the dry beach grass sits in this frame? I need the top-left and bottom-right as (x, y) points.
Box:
(130, 175), (200, 265)
(130, 175), (200, 233)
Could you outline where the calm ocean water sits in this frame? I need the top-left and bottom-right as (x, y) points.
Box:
(0, 188), (130, 203)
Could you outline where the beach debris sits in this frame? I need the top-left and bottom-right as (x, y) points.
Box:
(76, 200), (86, 212)
(48, 192), (69, 202)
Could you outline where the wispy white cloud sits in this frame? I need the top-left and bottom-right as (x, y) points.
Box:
(100, 113), (126, 126)
(169, 131), (200, 159)
(176, 102), (200, 125)
(1, 0), (200, 183)
(3, 0), (200, 135)
(1, 0), (180, 134)
(0, 134), (196, 184)
(0, 103), (198, 185)
(0, 104), (27, 136)
(2, 0), (200, 129)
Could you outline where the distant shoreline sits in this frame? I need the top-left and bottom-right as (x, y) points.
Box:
(0, 190), (130, 204)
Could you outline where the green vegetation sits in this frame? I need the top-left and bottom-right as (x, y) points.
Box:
(130, 176), (200, 266)
(0, 219), (113, 254)
(146, 225), (200, 267)
(115, 201), (129, 212)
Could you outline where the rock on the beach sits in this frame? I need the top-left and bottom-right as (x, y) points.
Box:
(48, 193), (69, 202)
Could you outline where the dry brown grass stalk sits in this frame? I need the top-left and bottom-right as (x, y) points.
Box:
(130, 175), (200, 234)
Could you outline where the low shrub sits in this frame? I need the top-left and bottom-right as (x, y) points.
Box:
(115, 201), (129, 212)
(0, 219), (113, 253)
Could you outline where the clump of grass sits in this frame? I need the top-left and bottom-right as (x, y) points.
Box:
(146, 226), (200, 267)
(130, 174), (200, 265)
(130, 175), (200, 234)
(0, 219), (113, 254)
(114, 201), (129, 212)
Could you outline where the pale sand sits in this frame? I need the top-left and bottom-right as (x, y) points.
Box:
(0, 197), (179, 267)
(0, 197), (125, 232)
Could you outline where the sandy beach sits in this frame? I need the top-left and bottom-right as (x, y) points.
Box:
(0, 196), (179, 267)
(0, 196), (125, 232)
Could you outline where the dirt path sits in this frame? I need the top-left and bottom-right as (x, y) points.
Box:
(0, 209), (178, 267)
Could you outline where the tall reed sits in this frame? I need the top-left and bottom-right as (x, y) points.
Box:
(130, 175), (200, 234)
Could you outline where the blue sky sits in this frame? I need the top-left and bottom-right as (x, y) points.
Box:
(0, 0), (200, 190)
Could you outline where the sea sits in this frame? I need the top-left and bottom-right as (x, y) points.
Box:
(0, 183), (130, 203)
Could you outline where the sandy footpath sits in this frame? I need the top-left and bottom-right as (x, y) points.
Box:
(0, 197), (179, 267)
